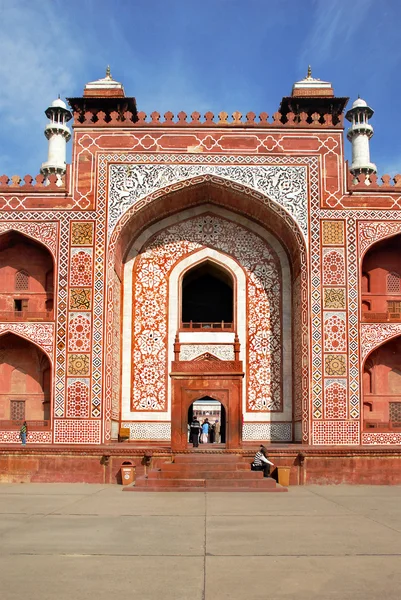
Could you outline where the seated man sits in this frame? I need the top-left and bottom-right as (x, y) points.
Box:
(251, 445), (274, 478)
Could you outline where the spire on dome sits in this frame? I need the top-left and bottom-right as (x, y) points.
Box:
(83, 67), (125, 98)
(307, 65), (312, 78)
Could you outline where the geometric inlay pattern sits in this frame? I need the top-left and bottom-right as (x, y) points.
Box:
(67, 313), (91, 353)
(322, 249), (346, 286)
(70, 249), (93, 286)
(66, 378), (90, 417)
(323, 288), (346, 309)
(69, 288), (92, 310)
(71, 221), (94, 246)
(121, 421), (171, 440)
(242, 422), (292, 442)
(54, 419), (101, 444)
(324, 313), (347, 353)
(324, 354), (346, 376)
(312, 420), (359, 445)
(324, 381), (347, 419)
(67, 354), (90, 376)
(322, 220), (344, 245)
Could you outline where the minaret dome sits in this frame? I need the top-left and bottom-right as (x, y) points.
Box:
(345, 97), (376, 175)
(40, 97), (72, 181)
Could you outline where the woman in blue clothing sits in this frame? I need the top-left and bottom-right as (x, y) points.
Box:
(201, 419), (210, 444)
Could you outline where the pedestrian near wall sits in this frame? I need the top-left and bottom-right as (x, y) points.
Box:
(19, 421), (28, 446)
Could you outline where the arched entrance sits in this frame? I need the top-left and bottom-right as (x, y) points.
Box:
(363, 335), (401, 431)
(107, 179), (308, 445)
(0, 332), (51, 426)
(188, 397), (226, 445)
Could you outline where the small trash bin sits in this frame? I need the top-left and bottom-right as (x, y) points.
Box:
(120, 461), (135, 486)
(277, 466), (291, 487)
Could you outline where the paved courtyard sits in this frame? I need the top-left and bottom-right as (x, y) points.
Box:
(0, 484), (401, 599)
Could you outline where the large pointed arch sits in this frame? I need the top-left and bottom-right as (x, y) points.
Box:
(103, 179), (309, 444)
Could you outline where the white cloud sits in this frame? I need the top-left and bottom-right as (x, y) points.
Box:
(300, 0), (375, 68)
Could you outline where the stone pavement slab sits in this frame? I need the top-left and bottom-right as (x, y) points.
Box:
(0, 555), (204, 600)
(0, 514), (205, 556)
(0, 483), (401, 600)
(205, 555), (401, 600)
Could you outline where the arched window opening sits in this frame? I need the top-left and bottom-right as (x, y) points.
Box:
(362, 301), (371, 312)
(15, 270), (29, 291)
(0, 231), (54, 321)
(387, 272), (401, 294)
(188, 397), (226, 446)
(181, 262), (234, 328)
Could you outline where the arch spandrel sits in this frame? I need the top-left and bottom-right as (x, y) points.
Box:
(0, 324), (54, 361)
(108, 166), (308, 243)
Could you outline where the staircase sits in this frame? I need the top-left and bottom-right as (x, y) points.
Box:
(124, 453), (288, 492)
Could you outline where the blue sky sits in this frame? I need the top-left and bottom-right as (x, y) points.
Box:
(0, 0), (400, 177)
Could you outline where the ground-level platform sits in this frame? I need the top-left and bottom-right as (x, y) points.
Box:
(1, 483), (401, 600)
(2, 443), (401, 485)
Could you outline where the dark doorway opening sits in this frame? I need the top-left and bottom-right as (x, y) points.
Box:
(188, 396), (226, 446)
(182, 261), (233, 325)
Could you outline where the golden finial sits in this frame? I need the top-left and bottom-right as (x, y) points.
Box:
(106, 65), (111, 78)
(307, 65), (312, 78)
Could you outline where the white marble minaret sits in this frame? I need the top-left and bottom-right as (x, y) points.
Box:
(346, 97), (377, 175)
(41, 97), (72, 181)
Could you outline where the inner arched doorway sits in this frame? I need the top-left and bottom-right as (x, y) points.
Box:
(188, 397), (226, 446)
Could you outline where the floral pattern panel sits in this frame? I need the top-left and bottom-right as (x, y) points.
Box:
(132, 214), (282, 412)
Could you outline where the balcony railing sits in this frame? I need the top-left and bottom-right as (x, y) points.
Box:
(362, 312), (401, 322)
(364, 420), (401, 431)
(181, 321), (234, 331)
(0, 311), (54, 322)
(0, 420), (50, 430)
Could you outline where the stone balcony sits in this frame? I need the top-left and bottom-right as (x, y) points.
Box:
(362, 312), (401, 323)
(0, 311), (54, 322)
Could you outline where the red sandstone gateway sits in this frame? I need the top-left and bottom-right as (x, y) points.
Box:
(0, 67), (401, 485)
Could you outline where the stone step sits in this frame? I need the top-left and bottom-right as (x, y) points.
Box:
(135, 476), (205, 488)
(148, 469), (264, 480)
(162, 461), (250, 472)
(125, 486), (287, 493)
(205, 477), (277, 489)
(173, 454), (241, 463)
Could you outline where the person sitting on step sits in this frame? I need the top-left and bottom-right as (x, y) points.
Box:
(251, 445), (274, 478)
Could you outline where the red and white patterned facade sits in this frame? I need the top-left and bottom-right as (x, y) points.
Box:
(1, 73), (401, 448)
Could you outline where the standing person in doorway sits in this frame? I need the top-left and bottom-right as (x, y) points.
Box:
(251, 445), (274, 477)
(201, 418), (209, 444)
(190, 416), (201, 448)
(214, 420), (221, 443)
(19, 421), (28, 446)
